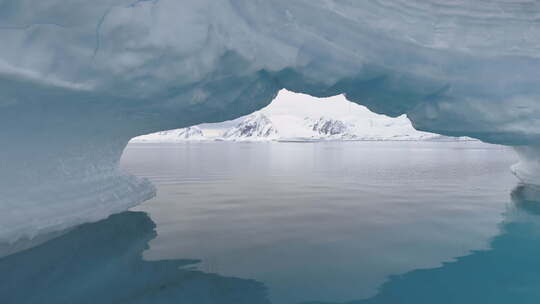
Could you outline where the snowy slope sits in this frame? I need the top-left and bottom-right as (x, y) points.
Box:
(131, 90), (473, 142)
(131, 126), (205, 143)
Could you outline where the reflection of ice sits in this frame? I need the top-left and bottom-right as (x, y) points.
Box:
(0, 212), (270, 304)
(2, 185), (537, 304)
(303, 186), (540, 304)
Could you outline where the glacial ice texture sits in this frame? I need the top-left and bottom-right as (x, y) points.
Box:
(2, 0), (540, 241)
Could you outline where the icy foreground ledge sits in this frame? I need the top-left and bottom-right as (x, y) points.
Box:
(2, 0), (540, 242)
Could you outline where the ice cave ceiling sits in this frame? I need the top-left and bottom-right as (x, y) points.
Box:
(2, 0), (540, 241)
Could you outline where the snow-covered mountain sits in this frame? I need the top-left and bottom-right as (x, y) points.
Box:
(130, 90), (474, 143)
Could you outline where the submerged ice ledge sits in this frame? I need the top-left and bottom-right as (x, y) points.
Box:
(2, 0), (540, 242)
(1, 170), (155, 244)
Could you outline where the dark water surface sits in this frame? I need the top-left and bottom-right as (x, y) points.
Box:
(5, 141), (540, 304)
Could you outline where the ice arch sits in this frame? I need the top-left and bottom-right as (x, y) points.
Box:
(2, 0), (540, 241)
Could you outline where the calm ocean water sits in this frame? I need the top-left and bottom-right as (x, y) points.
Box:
(5, 141), (540, 304)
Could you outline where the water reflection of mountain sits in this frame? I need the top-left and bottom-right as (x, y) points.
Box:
(0, 211), (270, 304)
(303, 185), (540, 304)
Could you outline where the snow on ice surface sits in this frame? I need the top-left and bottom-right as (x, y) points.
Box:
(2, 0), (540, 242)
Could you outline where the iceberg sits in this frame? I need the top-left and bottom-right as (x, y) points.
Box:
(2, 0), (540, 241)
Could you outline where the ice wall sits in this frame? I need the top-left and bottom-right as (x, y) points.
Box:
(2, 0), (540, 241)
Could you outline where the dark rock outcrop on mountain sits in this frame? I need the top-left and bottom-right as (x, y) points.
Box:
(223, 114), (278, 139)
